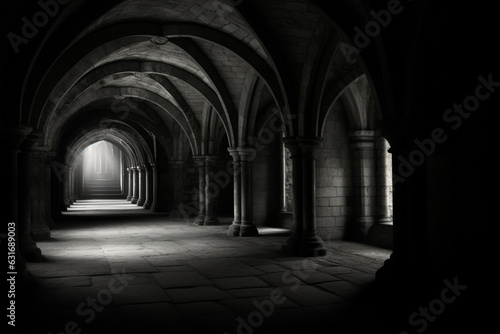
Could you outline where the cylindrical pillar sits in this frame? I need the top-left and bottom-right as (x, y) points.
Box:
(131, 167), (138, 204)
(126, 168), (133, 201)
(18, 150), (44, 261)
(137, 165), (146, 206)
(238, 148), (258, 237)
(28, 150), (51, 241)
(204, 156), (219, 225)
(349, 130), (377, 240)
(227, 148), (241, 236)
(150, 164), (158, 212)
(376, 136), (393, 223)
(282, 137), (326, 257)
(144, 164), (153, 210)
(193, 156), (206, 225)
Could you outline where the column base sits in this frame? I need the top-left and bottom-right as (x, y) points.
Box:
(131, 198), (138, 204)
(227, 223), (241, 237)
(281, 233), (327, 257)
(194, 215), (205, 226)
(204, 216), (220, 226)
(239, 224), (259, 237)
(137, 199), (145, 206)
(126, 196), (132, 201)
(20, 240), (45, 262)
(144, 201), (152, 210)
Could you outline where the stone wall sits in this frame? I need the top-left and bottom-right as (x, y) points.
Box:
(316, 102), (354, 240)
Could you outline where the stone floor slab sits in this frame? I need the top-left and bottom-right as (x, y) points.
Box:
(212, 276), (269, 289)
(154, 271), (212, 288)
(165, 286), (233, 303)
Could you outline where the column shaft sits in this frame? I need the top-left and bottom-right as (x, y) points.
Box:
(28, 150), (52, 241)
(126, 168), (133, 201)
(137, 165), (146, 206)
(349, 131), (377, 240)
(144, 164), (153, 210)
(18, 150), (44, 261)
(131, 167), (138, 204)
(227, 148), (241, 236)
(193, 157), (206, 225)
(282, 137), (326, 257)
(204, 156), (219, 225)
(238, 148), (258, 236)
(150, 164), (158, 211)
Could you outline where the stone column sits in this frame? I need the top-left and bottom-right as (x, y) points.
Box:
(348, 130), (377, 240)
(137, 165), (146, 206)
(28, 150), (52, 241)
(204, 156), (220, 225)
(282, 137), (326, 257)
(169, 161), (186, 217)
(68, 165), (75, 205)
(126, 168), (133, 201)
(238, 147), (258, 236)
(193, 156), (206, 225)
(375, 133), (433, 283)
(227, 148), (241, 236)
(366, 135), (394, 248)
(150, 164), (158, 211)
(63, 165), (71, 208)
(144, 164), (153, 210)
(1, 126), (33, 279)
(18, 149), (44, 261)
(45, 152), (57, 228)
(376, 135), (393, 223)
(131, 167), (139, 204)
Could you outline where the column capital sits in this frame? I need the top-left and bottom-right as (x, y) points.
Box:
(283, 137), (324, 157)
(227, 147), (240, 161)
(349, 130), (377, 141)
(236, 147), (256, 162)
(193, 155), (207, 166)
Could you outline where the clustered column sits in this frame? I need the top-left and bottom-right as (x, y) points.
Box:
(226, 148), (259, 237)
(126, 163), (156, 210)
(282, 137), (326, 257)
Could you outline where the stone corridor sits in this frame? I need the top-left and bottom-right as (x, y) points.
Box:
(19, 200), (392, 334)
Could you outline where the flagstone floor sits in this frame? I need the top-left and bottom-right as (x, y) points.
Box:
(17, 200), (404, 334)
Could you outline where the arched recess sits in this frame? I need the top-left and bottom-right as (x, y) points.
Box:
(44, 86), (198, 155)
